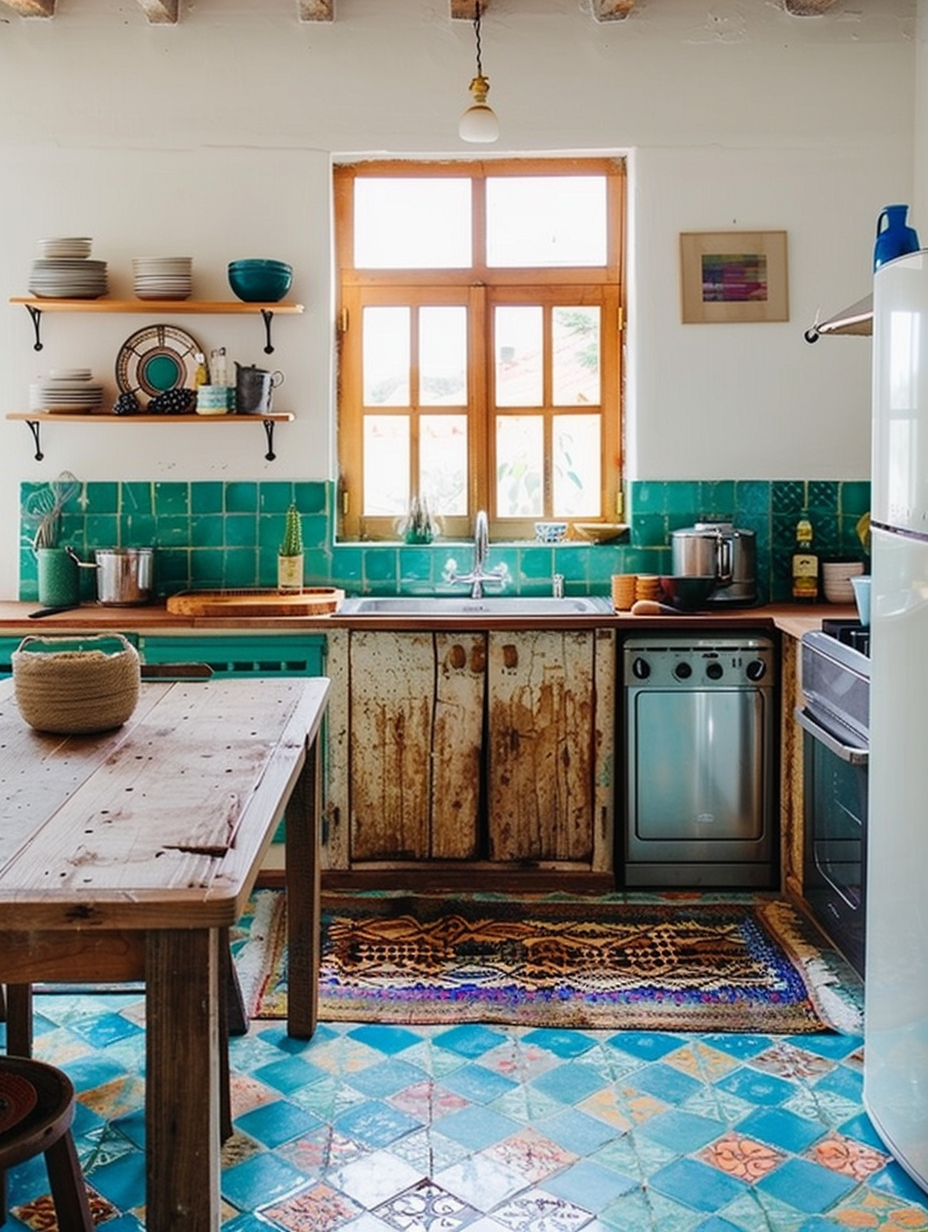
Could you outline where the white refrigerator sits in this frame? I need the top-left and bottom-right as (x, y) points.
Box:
(865, 247), (928, 1193)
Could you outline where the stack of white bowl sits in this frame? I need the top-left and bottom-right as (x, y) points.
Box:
(29, 369), (104, 414)
(29, 237), (107, 299)
(132, 257), (192, 300)
(822, 559), (865, 604)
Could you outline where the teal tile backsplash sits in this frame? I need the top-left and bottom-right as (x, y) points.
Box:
(18, 477), (871, 605)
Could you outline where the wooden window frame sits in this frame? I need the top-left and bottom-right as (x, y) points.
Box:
(334, 156), (625, 541)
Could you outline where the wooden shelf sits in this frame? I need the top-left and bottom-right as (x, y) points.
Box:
(6, 412), (294, 422)
(9, 297), (304, 314)
(6, 412), (294, 462)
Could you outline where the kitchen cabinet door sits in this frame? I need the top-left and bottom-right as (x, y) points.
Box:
(348, 630), (485, 862)
(487, 629), (596, 863)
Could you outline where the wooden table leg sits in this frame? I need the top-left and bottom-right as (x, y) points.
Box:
(145, 929), (220, 1232)
(285, 733), (320, 1039)
(5, 984), (33, 1057)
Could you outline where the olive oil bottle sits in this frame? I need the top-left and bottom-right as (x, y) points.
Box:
(791, 511), (819, 602)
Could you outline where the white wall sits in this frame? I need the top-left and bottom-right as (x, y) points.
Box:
(0, 0), (917, 596)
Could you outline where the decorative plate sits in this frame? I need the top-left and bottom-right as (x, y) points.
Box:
(115, 324), (202, 407)
(0, 1070), (38, 1134)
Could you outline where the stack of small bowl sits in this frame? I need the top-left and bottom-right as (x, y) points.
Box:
(132, 257), (192, 300)
(227, 259), (293, 303)
(822, 559), (865, 604)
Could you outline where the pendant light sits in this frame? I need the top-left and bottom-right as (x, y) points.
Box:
(459, 1), (499, 144)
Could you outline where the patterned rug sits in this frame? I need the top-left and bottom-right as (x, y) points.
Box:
(232, 891), (863, 1034)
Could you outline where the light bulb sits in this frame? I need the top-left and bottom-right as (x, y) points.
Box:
(459, 74), (499, 143)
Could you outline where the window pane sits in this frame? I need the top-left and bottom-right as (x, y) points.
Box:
(363, 307), (410, 405)
(420, 415), (468, 516)
(354, 179), (472, 269)
(486, 176), (607, 267)
(495, 306), (543, 407)
(419, 307), (467, 406)
(553, 414), (601, 517)
(363, 415), (409, 516)
(496, 416), (544, 518)
(553, 307), (600, 405)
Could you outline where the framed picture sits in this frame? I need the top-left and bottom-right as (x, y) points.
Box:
(680, 230), (788, 324)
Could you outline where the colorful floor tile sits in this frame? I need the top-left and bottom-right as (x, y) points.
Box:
(3, 986), (928, 1231)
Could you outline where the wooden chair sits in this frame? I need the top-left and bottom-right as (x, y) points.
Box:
(0, 1054), (94, 1231)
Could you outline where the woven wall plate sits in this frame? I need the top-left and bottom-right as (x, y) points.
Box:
(115, 323), (202, 407)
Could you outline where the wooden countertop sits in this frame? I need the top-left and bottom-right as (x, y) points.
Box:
(0, 599), (858, 637)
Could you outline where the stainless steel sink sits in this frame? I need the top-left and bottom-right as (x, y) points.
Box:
(338, 595), (612, 617)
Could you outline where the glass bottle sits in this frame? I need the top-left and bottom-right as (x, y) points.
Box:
(791, 511), (819, 602)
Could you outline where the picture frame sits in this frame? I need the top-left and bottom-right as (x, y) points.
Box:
(680, 230), (789, 324)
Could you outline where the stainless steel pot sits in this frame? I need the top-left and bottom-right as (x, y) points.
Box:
(670, 522), (757, 606)
(94, 548), (154, 606)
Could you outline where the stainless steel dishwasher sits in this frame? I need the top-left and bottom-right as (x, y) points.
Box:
(622, 633), (777, 888)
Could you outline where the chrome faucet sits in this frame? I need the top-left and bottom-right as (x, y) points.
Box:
(443, 509), (510, 599)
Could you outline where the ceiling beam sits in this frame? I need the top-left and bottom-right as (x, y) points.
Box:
(783, 0), (839, 13)
(0, 0), (55, 15)
(298, 0), (334, 19)
(450, 1), (492, 19)
(591, 0), (637, 20)
(136, 0), (179, 21)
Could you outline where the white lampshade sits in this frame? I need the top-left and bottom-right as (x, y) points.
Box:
(459, 72), (499, 143)
(459, 101), (500, 143)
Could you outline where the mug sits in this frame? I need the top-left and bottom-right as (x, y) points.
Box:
(236, 367), (284, 415)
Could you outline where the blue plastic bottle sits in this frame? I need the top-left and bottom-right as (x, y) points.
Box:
(874, 204), (920, 270)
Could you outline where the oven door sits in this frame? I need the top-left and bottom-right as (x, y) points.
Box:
(796, 707), (868, 976)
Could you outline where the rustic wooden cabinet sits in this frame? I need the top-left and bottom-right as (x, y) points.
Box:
(323, 625), (616, 880)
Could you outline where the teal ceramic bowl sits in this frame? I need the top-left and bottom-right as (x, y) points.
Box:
(228, 260), (293, 303)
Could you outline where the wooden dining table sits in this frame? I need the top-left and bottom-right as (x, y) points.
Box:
(0, 672), (329, 1232)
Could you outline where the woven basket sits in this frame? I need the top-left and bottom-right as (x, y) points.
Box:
(12, 633), (141, 735)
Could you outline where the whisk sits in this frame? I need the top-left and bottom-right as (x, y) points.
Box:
(23, 470), (81, 550)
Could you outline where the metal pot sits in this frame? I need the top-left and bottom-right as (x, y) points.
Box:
(94, 548), (154, 606)
(670, 522), (757, 606)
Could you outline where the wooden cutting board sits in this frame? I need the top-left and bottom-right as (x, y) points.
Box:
(166, 588), (344, 617)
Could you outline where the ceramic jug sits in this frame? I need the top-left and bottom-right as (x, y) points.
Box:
(235, 363), (284, 414)
(874, 204), (920, 270)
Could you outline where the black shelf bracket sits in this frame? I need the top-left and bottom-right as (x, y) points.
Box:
(24, 419), (44, 461)
(262, 418), (277, 461)
(261, 309), (276, 355)
(25, 304), (44, 351)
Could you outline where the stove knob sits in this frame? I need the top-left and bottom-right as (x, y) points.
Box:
(746, 659), (767, 682)
(705, 661), (723, 680)
(674, 661), (692, 680)
(632, 657), (651, 680)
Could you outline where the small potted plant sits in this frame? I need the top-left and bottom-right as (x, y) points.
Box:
(278, 503), (304, 594)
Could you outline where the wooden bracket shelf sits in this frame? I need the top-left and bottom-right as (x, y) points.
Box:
(9, 297), (305, 353)
(6, 412), (295, 463)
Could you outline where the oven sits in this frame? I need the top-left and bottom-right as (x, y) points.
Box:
(623, 634), (777, 888)
(797, 621), (870, 976)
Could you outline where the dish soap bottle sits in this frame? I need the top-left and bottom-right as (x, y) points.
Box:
(791, 511), (819, 602)
(278, 503), (304, 594)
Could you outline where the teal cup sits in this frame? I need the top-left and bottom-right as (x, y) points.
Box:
(36, 547), (80, 608)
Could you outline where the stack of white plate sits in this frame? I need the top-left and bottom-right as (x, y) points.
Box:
(37, 237), (93, 260)
(822, 559), (865, 604)
(29, 258), (108, 299)
(132, 257), (192, 300)
(29, 370), (104, 414)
